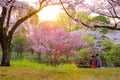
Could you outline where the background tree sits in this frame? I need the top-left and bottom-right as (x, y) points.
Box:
(12, 27), (29, 55)
(57, 12), (79, 31)
(29, 25), (88, 65)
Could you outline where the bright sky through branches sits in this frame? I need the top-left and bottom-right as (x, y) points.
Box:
(37, 5), (61, 21)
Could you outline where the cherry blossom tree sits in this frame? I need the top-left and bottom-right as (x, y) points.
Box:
(29, 25), (88, 64)
(0, 0), (59, 66)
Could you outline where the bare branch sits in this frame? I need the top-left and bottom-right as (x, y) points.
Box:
(108, 9), (117, 27)
(39, 0), (46, 7)
(108, 0), (118, 18)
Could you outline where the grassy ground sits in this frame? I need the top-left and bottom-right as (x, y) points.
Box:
(0, 64), (120, 80)
(0, 52), (120, 80)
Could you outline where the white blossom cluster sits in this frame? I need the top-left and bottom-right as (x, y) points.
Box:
(0, 0), (29, 9)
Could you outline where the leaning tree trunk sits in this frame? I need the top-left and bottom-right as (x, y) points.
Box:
(0, 37), (11, 66)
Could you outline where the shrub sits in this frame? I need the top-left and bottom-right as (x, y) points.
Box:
(101, 39), (120, 67)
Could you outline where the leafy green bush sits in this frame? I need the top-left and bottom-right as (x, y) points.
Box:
(101, 28), (110, 34)
(83, 35), (95, 43)
(76, 49), (91, 68)
(101, 39), (120, 67)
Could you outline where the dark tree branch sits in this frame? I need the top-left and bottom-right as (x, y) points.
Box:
(39, 0), (46, 7)
(94, 24), (120, 30)
(7, 0), (13, 3)
(6, 6), (13, 29)
(0, 7), (7, 39)
(110, 0), (120, 6)
(108, 0), (119, 19)
(109, 9), (116, 22)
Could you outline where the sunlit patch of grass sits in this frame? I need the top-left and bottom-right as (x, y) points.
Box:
(11, 59), (52, 68)
(11, 59), (78, 69)
(60, 63), (78, 69)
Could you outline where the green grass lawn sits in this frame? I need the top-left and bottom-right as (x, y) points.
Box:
(0, 52), (120, 80)
(0, 66), (120, 80)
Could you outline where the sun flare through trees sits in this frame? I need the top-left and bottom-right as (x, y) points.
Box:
(37, 5), (61, 21)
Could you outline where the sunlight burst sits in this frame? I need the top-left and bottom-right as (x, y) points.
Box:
(38, 5), (61, 21)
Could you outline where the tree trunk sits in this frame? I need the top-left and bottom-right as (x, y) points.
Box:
(0, 6), (11, 66)
(0, 37), (11, 66)
(37, 53), (41, 62)
(52, 55), (59, 66)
